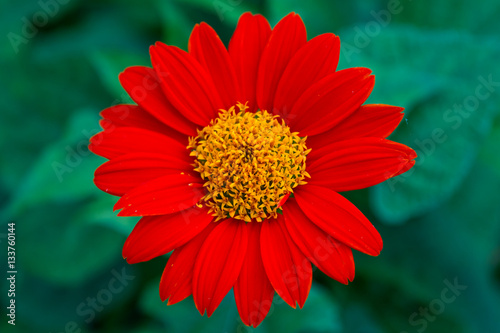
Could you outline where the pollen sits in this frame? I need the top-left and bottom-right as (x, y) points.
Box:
(187, 102), (311, 222)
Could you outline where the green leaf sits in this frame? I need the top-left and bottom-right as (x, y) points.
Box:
(341, 304), (384, 333)
(365, 66), (446, 117)
(0, 0), (81, 59)
(2, 109), (127, 285)
(352, 161), (500, 333)
(478, 115), (500, 177)
(90, 50), (150, 101)
(82, 192), (138, 236)
(140, 281), (239, 333)
(6, 110), (102, 215)
(256, 284), (341, 333)
(8, 265), (136, 332)
(30, 5), (152, 59)
(390, 0), (500, 36)
(337, 27), (500, 223)
(0, 55), (108, 192)
(14, 199), (124, 286)
(140, 280), (341, 333)
(372, 90), (491, 223)
(268, 0), (384, 37)
(171, 0), (259, 37)
(156, 0), (195, 48)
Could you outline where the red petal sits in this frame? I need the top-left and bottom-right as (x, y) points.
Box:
(123, 205), (213, 264)
(256, 13), (307, 112)
(234, 223), (274, 328)
(295, 185), (383, 256)
(260, 216), (312, 308)
(277, 192), (290, 208)
(288, 68), (375, 136)
(119, 66), (197, 136)
(150, 43), (223, 126)
(395, 158), (415, 176)
(160, 223), (217, 305)
(229, 13), (271, 112)
(273, 33), (340, 120)
(88, 127), (189, 161)
(99, 104), (185, 142)
(283, 199), (354, 284)
(307, 138), (417, 192)
(94, 152), (191, 196)
(189, 23), (240, 108)
(113, 173), (204, 216)
(307, 104), (404, 148)
(193, 219), (248, 317)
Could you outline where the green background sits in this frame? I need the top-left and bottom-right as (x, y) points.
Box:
(1, 0), (500, 332)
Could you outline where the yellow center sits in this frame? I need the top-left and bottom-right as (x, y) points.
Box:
(188, 102), (310, 222)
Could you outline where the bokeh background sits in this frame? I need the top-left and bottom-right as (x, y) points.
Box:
(1, 0), (500, 332)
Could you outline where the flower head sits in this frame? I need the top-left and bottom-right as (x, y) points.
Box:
(89, 12), (416, 328)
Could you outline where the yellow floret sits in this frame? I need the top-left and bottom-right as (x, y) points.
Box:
(187, 102), (310, 222)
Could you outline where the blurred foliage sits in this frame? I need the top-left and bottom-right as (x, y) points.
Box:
(1, 0), (499, 332)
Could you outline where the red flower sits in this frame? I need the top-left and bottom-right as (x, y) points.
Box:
(89, 12), (416, 327)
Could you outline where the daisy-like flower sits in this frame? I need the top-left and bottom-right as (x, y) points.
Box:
(89, 12), (416, 327)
